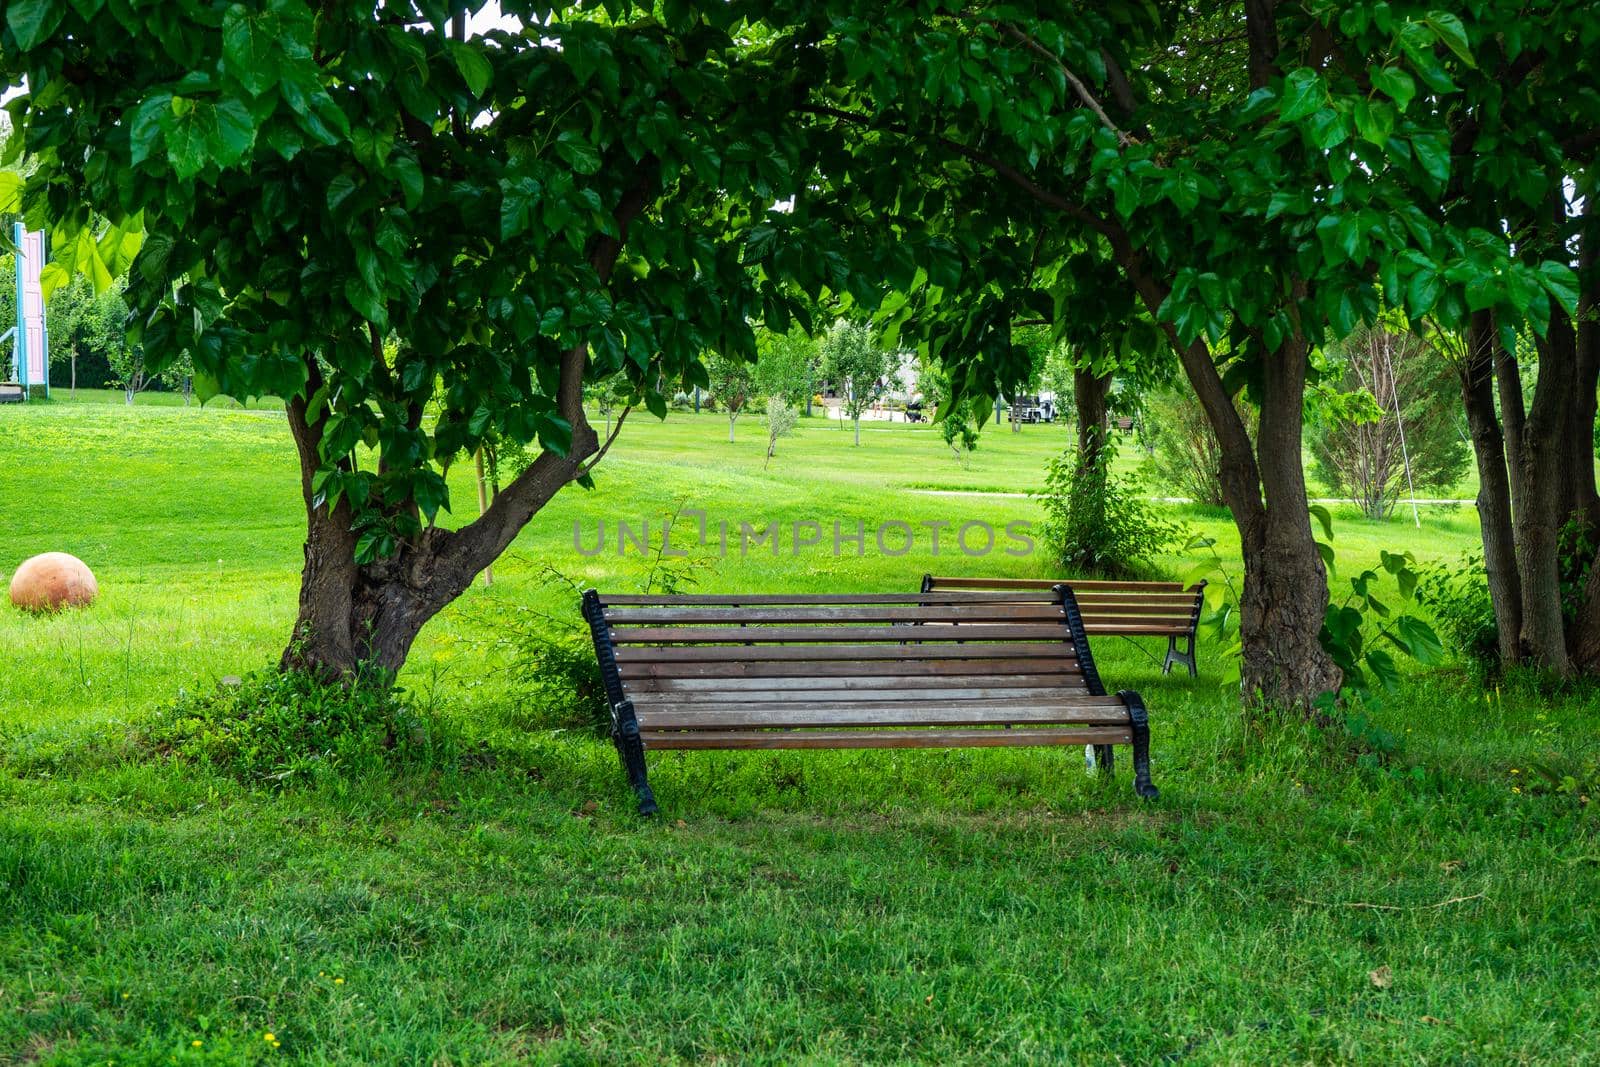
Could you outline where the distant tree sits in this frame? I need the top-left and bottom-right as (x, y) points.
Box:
(706, 350), (756, 443)
(763, 397), (798, 468)
(820, 320), (894, 446)
(1146, 389), (1257, 507)
(46, 276), (129, 394)
(754, 327), (816, 409)
(1310, 326), (1469, 521)
(917, 362), (979, 463)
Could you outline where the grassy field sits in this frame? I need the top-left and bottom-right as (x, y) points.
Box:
(1, 398), (1596, 1064)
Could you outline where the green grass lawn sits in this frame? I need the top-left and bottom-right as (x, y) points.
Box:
(1, 398), (1596, 1064)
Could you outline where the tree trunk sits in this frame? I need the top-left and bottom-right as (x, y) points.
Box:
(1068, 364), (1114, 557)
(281, 382), (602, 678)
(728, 414), (736, 443)
(853, 416), (861, 446)
(1115, 239), (1338, 710)
(1073, 364), (1111, 468)
(1238, 335), (1342, 709)
(1515, 316), (1577, 675)
(1460, 311), (1523, 664)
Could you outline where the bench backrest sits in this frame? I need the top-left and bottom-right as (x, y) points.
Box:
(582, 589), (1126, 745)
(920, 575), (1205, 637)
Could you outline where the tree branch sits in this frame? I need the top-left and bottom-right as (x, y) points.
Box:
(578, 404), (633, 477)
(994, 23), (1140, 146)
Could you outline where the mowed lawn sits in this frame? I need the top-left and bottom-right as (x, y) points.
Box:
(1, 398), (1597, 1064)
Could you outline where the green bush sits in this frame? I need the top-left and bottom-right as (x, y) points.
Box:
(138, 668), (454, 786)
(475, 600), (610, 734)
(1417, 553), (1500, 675)
(1037, 438), (1182, 578)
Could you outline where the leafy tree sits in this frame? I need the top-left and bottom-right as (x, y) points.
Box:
(705, 349), (756, 443)
(916, 362), (979, 463)
(820, 319), (894, 445)
(799, 4), (1573, 709)
(753, 327), (816, 409)
(0, 3), (926, 677)
(763, 396), (797, 468)
(1310, 325), (1469, 521)
(45, 276), (127, 394)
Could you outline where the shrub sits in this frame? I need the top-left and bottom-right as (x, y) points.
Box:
(1144, 388), (1255, 507)
(1416, 553), (1500, 675)
(138, 668), (453, 786)
(1037, 438), (1182, 578)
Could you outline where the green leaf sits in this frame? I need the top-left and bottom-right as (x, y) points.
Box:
(1279, 68), (1324, 123)
(1410, 134), (1450, 183)
(555, 131), (602, 175)
(162, 98), (257, 179)
(1304, 108), (1348, 150)
(0, 171), (20, 214)
(128, 94), (172, 166)
(390, 154), (424, 210)
(1370, 66), (1416, 110)
(222, 4), (283, 96)
(6, 0), (65, 50)
(1536, 260), (1580, 316)
(1391, 615), (1446, 665)
(1406, 267), (1441, 316)
(450, 42), (494, 98)
(1309, 503), (1335, 542)
(1365, 648), (1401, 692)
(1352, 99), (1394, 146)
(1423, 13), (1474, 67)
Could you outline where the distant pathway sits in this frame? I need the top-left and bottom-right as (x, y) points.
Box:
(907, 488), (1476, 505)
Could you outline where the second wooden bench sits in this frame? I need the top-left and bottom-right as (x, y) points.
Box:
(921, 575), (1207, 676)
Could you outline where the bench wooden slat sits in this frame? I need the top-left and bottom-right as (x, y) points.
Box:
(605, 604), (1064, 624)
(628, 671), (1081, 691)
(638, 703), (1129, 730)
(619, 660), (1080, 682)
(609, 624), (1072, 645)
(602, 591), (1059, 605)
(633, 687), (1117, 707)
(613, 642), (1079, 664)
(926, 577), (1188, 592)
(641, 726), (1134, 749)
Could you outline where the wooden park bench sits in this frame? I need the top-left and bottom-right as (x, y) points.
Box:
(921, 575), (1207, 676)
(581, 587), (1158, 814)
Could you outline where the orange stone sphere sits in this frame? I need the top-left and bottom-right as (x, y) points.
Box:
(9, 552), (99, 612)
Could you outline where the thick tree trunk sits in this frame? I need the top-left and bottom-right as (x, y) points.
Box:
(1460, 311), (1523, 664)
(1069, 364), (1114, 551)
(1116, 241), (1338, 709)
(282, 381), (602, 678)
(1238, 335), (1342, 709)
(1073, 364), (1111, 469)
(1516, 316), (1578, 675)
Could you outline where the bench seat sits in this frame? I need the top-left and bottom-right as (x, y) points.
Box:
(582, 587), (1158, 813)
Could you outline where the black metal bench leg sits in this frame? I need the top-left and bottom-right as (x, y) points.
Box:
(1118, 690), (1159, 800)
(1162, 633), (1198, 677)
(611, 701), (659, 816)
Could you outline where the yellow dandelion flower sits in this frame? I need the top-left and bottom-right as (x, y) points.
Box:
(1512, 786), (1522, 794)
(334, 977), (345, 985)
(192, 1040), (203, 1048)
(264, 1033), (276, 1042)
